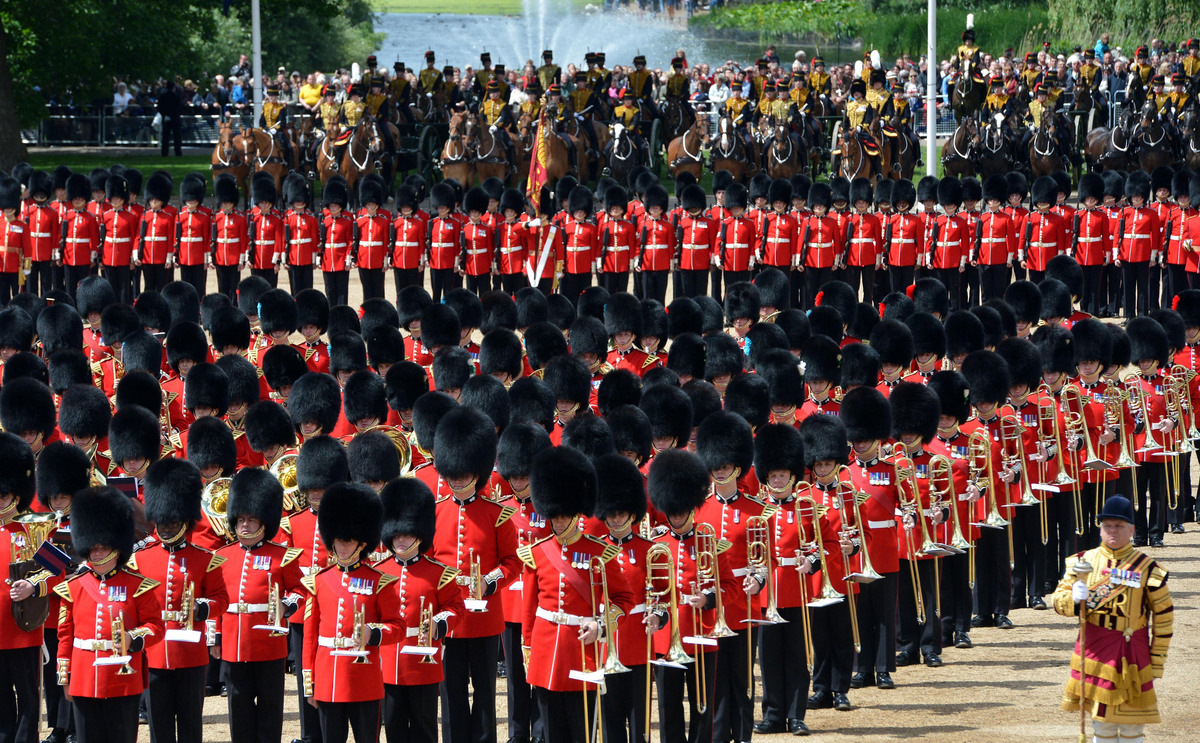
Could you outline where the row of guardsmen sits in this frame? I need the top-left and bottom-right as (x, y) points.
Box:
(0, 250), (1192, 743)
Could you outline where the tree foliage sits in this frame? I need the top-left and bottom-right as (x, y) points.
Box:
(1048, 0), (1197, 49)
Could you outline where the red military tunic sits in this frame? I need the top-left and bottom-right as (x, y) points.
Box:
(321, 213), (354, 272)
(428, 215), (461, 271)
(601, 218), (637, 274)
(1165, 204), (1197, 272)
(606, 346), (662, 377)
(0, 214), (26, 273)
(497, 219), (530, 276)
(846, 211), (883, 267)
(249, 209), (286, 270)
(128, 541), (229, 669)
(495, 488), (552, 625)
(694, 490), (778, 623)
(62, 207), (100, 266)
(1, 522), (50, 651)
(638, 216), (674, 272)
(887, 212), (924, 268)
(846, 457), (901, 575)
(561, 218), (600, 274)
(393, 213), (429, 270)
(798, 480), (861, 598)
(604, 532), (656, 668)
(353, 212), (392, 270)
(761, 491), (807, 609)
(929, 212), (969, 270)
(213, 209), (248, 266)
(649, 524), (739, 656)
(54, 566), (165, 698)
(1116, 207), (1161, 263)
(801, 213), (843, 270)
(460, 220), (497, 276)
(974, 209), (1017, 265)
(176, 208), (212, 266)
(283, 209), (320, 267)
(678, 213), (719, 271)
(1052, 203), (1076, 245)
(758, 210), (797, 269)
(24, 201), (59, 262)
(215, 540), (305, 662)
(720, 215), (757, 272)
(375, 553), (464, 686)
(1072, 208), (1110, 267)
(1021, 209), (1068, 271)
(100, 208), (139, 267)
(138, 207), (176, 265)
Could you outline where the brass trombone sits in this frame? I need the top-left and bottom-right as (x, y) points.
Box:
(644, 544), (693, 742)
(835, 475), (883, 584)
(1038, 384), (1076, 488)
(1171, 364), (1200, 441)
(1060, 386), (1096, 536)
(792, 491), (824, 674)
(894, 454), (927, 624)
(966, 429), (1002, 586)
(743, 515), (779, 700)
(1103, 386), (1137, 468)
(694, 523), (736, 639)
(580, 556), (608, 743)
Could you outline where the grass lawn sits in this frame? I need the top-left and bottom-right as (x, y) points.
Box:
(371, 0), (590, 14)
(27, 153), (214, 186)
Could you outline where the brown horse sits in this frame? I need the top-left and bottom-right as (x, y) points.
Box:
(536, 107), (576, 189)
(667, 118), (708, 180)
(315, 124), (343, 187)
(764, 118), (804, 179)
(364, 115), (400, 197)
(562, 115), (609, 184)
(940, 117), (978, 178)
(238, 127), (291, 200)
(339, 123), (376, 208)
(1084, 126), (1134, 173)
(212, 119), (250, 206)
(1181, 109), (1200, 171)
(663, 98), (692, 143)
(836, 123), (876, 181)
(467, 113), (511, 186)
(879, 115), (916, 180)
(514, 114), (535, 190)
(710, 115), (754, 183)
(294, 115), (319, 179)
(441, 112), (474, 186)
(951, 68), (985, 122)
(1136, 103), (1174, 173)
(412, 90), (446, 124)
(1028, 115), (1063, 178)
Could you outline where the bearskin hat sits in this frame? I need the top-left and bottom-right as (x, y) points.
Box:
(1150, 309), (1185, 355)
(910, 277), (949, 318)
(431, 346), (472, 393)
(887, 382), (940, 442)
(186, 416), (236, 476)
(648, 448), (709, 517)
(245, 400), (296, 453)
(165, 321), (208, 373)
(321, 177), (348, 209)
(477, 292), (516, 336)
(71, 486), (136, 566)
(1125, 170), (1151, 202)
(380, 478), (436, 553)
(569, 316), (608, 359)
(114, 370), (162, 416)
(695, 410), (754, 473)
(765, 178), (792, 208)
(288, 372), (342, 435)
(347, 431), (402, 486)
(1006, 171), (1028, 202)
(804, 181), (831, 210)
(38, 304), (84, 358)
(65, 172), (90, 203)
(961, 350), (1011, 406)
(928, 370), (971, 424)
(746, 323), (788, 369)
(235, 278), (271, 323)
(597, 369), (642, 416)
(753, 348), (803, 408)
(1100, 170), (1125, 200)
(318, 483), (383, 554)
(104, 174), (129, 203)
(868, 319), (914, 368)
(879, 291), (914, 322)
(296, 434), (350, 493)
(420, 304), (462, 353)
(1004, 281), (1042, 325)
(213, 173), (240, 206)
(253, 290), (295, 337)
(98, 304), (138, 348)
(57, 383), (112, 441)
(978, 174), (1006, 204)
(914, 175), (938, 204)
(798, 414), (848, 468)
(108, 406), (161, 466)
(508, 377), (554, 433)
(640, 384), (692, 447)
(330, 333), (368, 377)
(905, 312), (946, 359)
(35, 441), (90, 510)
(724, 282), (760, 325)
(681, 380), (721, 431)
(753, 268), (790, 312)
(798, 335), (838, 385)
(812, 309), (846, 344)
(1190, 172), (1200, 207)
(711, 169), (735, 195)
(1076, 172), (1104, 204)
(814, 281), (856, 328)
(839, 343), (880, 388)
(226, 468), (283, 543)
(1030, 176), (1057, 207)
(2, 352), (46, 387)
(48, 350), (91, 395)
(434, 407), (498, 485)
(841, 387), (892, 441)
(983, 298), (1018, 338)
(380, 363), (426, 417)
(1032, 324), (1076, 375)
(995, 337), (1044, 390)
(664, 298), (701, 339)
(476, 328), (521, 381)
(564, 185), (592, 216)
(849, 302), (880, 342)
(0, 378), (55, 440)
(282, 172), (310, 208)
(76, 276), (116, 320)
(752, 423), (805, 485)
(723, 374), (770, 429)
(1149, 165), (1173, 195)
(556, 174), (580, 205)
(679, 183), (706, 212)
(704, 333), (744, 381)
(724, 182), (749, 210)
(544, 354), (592, 407)
(604, 292), (642, 337)
(396, 286), (431, 332)
(531, 446), (597, 519)
(497, 421), (553, 481)
(512, 288), (547, 331)
(562, 415), (615, 460)
(873, 178), (893, 207)
(328, 306), (361, 338)
(444, 290), (483, 335)
(462, 375), (511, 433)
(1173, 289), (1200, 329)
(698, 296), (728, 336)
(261, 344), (307, 393)
(0, 307), (32, 355)
(665, 333), (706, 381)
(1038, 278), (1072, 321)
(247, 172), (275, 207)
(129, 293), (169, 336)
(216, 354), (260, 408)
(178, 173), (206, 205)
(945, 310), (984, 359)
(590, 453), (645, 523)
(366, 326), (406, 370)
(499, 187), (526, 215)
(746, 173), (769, 205)
(143, 457), (203, 527)
(1065, 318), (1110, 368)
(184, 362), (229, 417)
(339, 370), (386, 427)
(846, 177), (870, 207)
(1045, 255), (1083, 301)
(606, 404), (652, 465)
(524, 321), (568, 372)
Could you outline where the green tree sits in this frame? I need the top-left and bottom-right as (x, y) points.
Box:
(1049, 0), (1198, 49)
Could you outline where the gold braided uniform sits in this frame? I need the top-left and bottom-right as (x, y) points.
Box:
(365, 93), (387, 118)
(389, 77), (410, 101)
(665, 75), (689, 99)
(724, 97), (750, 125)
(613, 103), (640, 133)
(418, 68), (444, 95)
(1027, 99), (1049, 128)
(1152, 92), (1171, 114)
(892, 96), (911, 126)
(1046, 87), (1064, 107)
(790, 85), (809, 108)
(984, 92), (1010, 116)
(1130, 63), (1153, 86)
(865, 88), (891, 115)
(627, 69), (654, 103)
(1079, 63), (1102, 90)
(808, 72), (831, 97)
(1185, 55), (1200, 79)
(570, 88), (596, 116)
(318, 101), (341, 129)
(342, 99), (366, 127)
(520, 97), (543, 120)
(1020, 68), (1041, 90)
(1171, 91), (1191, 116)
(474, 69), (495, 94)
(766, 99), (792, 121)
(537, 64), (560, 92)
(481, 99), (509, 127)
(846, 99), (869, 130)
(261, 101), (286, 129)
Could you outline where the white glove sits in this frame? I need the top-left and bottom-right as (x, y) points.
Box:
(526, 218), (541, 227)
(90, 250), (98, 263)
(205, 254), (214, 268)
(52, 249), (61, 261)
(131, 250), (140, 263)
(575, 114), (584, 121)
(489, 125), (497, 133)
(1071, 581), (1088, 602)
(426, 93), (433, 98)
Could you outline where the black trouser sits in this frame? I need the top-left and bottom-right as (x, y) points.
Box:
(146, 664), (207, 743)
(74, 694), (139, 743)
(600, 271), (628, 295)
(430, 268), (459, 303)
(501, 622), (539, 743)
(393, 268), (422, 296)
(889, 264), (915, 299)
(804, 267), (833, 310)
(23, 260), (52, 297)
(1149, 261), (1162, 311)
(216, 265), (240, 300)
(383, 683), (438, 743)
(222, 658), (285, 743)
(897, 559), (941, 658)
(935, 267), (961, 311)
(495, 272), (527, 295)
(654, 649), (715, 743)
(1080, 264), (1103, 315)
(536, 278), (553, 296)
(1122, 260), (1150, 318)
(290, 624), (322, 743)
(961, 263), (980, 308)
(757, 605), (808, 726)
(713, 628), (754, 743)
(1078, 480), (1104, 550)
(319, 699), (380, 743)
(102, 264), (132, 304)
(853, 571), (897, 674)
(1167, 263), (1188, 307)
(723, 270), (752, 297)
(677, 269), (707, 299)
(559, 272), (592, 307)
(440, 635), (499, 743)
(465, 273), (492, 295)
(789, 268), (805, 310)
(535, 688), (597, 743)
(1102, 262), (1122, 315)
(161, 115), (183, 156)
(1011, 262), (1027, 282)
(601, 666), (647, 743)
(639, 270), (667, 305)
(289, 265), (315, 294)
(980, 264), (1009, 304)
(323, 270), (349, 307)
(809, 600), (854, 695)
(251, 267), (278, 288)
(1133, 459), (1167, 542)
(844, 264), (876, 305)
(972, 526), (1011, 620)
(710, 267), (723, 303)
(359, 268), (386, 301)
(1028, 269), (1045, 284)
(43, 627), (73, 733)
(64, 264), (92, 303)
(1010, 504), (1045, 606)
(1044, 488), (1078, 594)
(179, 264), (207, 298)
(938, 552), (972, 638)
(873, 265), (892, 306)
(0, 645), (40, 743)
(141, 263), (169, 294)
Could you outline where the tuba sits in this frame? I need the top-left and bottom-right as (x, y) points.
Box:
(269, 453), (305, 513)
(361, 425), (413, 477)
(200, 477), (234, 542)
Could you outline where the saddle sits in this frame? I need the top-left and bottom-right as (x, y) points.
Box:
(333, 130), (353, 146)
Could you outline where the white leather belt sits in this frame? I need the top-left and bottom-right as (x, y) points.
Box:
(432, 242), (454, 248)
(683, 243), (707, 250)
(318, 636), (360, 649)
(216, 238), (239, 244)
(1029, 242), (1054, 248)
(361, 241), (383, 247)
(31, 232), (50, 238)
(227, 602), (269, 614)
(868, 520), (896, 530)
(767, 237), (790, 244)
(74, 638), (115, 651)
(893, 238), (914, 244)
(567, 246), (590, 252)
(777, 557), (799, 566)
(109, 237), (131, 243)
(536, 607), (588, 625)
(1078, 236), (1101, 243)
(811, 241), (832, 248)
(467, 248), (488, 255)
(328, 242), (348, 249)
(180, 237), (202, 242)
(609, 246), (627, 251)
(940, 240), (961, 247)
(727, 242), (748, 249)
(66, 238), (91, 243)
(644, 244), (667, 250)
(982, 237), (1006, 243)
(501, 247), (521, 253)
(851, 237), (874, 244)
(1125, 234), (1150, 240)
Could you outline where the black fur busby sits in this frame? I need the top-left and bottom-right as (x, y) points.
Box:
(916, 175), (939, 204)
(1150, 309), (1185, 355)
(257, 290), (297, 337)
(515, 287), (549, 330)
(995, 337), (1044, 390)
(0, 307), (33, 353)
(358, 177), (384, 208)
(57, 383), (112, 440)
(479, 292), (518, 336)
(569, 316), (609, 359)
(348, 431), (401, 485)
(0, 433), (33, 517)
(262, 344), (308, 393)
(431, 346), (472, 393)
(186, 416), (236, 475)
(801, 335), (841, 385)
(607, 405), (652, 465)
(681, 183), (707, 212)
(666, 298), (703, 339)
(745, 323), (788, 369)
(961, 176), (982, 204)
(329, 333), (368, 377)
(756, 348), (805, 408)
(1125, 170), (1151, 202)
(283, 173), (310, 208)
(2, 352), (45, 387)
(725, 182), (749, 210)
(434, 407), (498, 485)
(462, 375), (511, 432)
(214, 174), (240, 206)
(48, 350), (91, 395)
(524, 321), (568, 371)
(162, 281), (201, 327)
(1172, 169), (1190, 199)
(648, 448), (709, 517)
(318, 482), (383, 552)
(879, 292), (915, 322)
(99, 304), (139, 347)
(544, 354), (592, 407)
(807, 182), (832, 210)
(711, 169), (734, 195)
(869, 319), (914, 368)
(1006, 172), (1028, 203)
(1038, 279), (1073, 321)
(666, 333), (706, 381)
(697, 295), (727, 336)
(35, 441), (90, 509)
(984, 298), (1017, 338)
(704, 333), (744, 381)
(215, 354), (260, 408)
(1149, 165), (1173, 195)
(251, 173), (277, 207)
(366, 326), (406, 370)
(768, 178), (794, 207)
(811, 307), (848, 342)
(605, 292), (642, 337)
(961, 350), (1011, 406)
(944, 310), (985, 359)
(682, 380), (722, 429)
(723, 374), (770, 430)
(184, 362), (229, 417)
(384, 362), (429, 415)
(748, 173), (772, 205)
(108, 406), (160, 466)
(597, 368), (642, 416)
(562, 415), (615, 460)
(873, 178), (893, 206)
(288, 372), (342, 435)
(245, 400), (296, 453)
(840, 387), (892, 442)
(891, 178), (916, 208)
(397, 286), (432, 333)
(1030, 176), (1057, 207)
(814, 281), (857, 328)
(639, 384), (692, 447)
(0, 378), (55, 440)
(226, 468), (283, 543)
(774, 310), (810, 351)
(444, 289), (483, 332)
(165, 321), (208, 373)
(200, 294), (233, 332)
(754, 268), (790, 312)
(849, 302), (879, 342)
(576, 287), (609, 324)
(66, 173), (90, 203)
(531, 445), (597, 519)
(328, 305), (361, 338)
(322, 178), (348, 209)
(911, 277), (949, 318)
(1045, 255), (1083, 301)
(421, 304), (462, 352)
(752, 423), (805, 484)
(114, 370), (162, 416)
(696, 410), (754, 473)
(296, 434), (350, 493)
(829, 176), (851, 205)
(507, 377), (554, 433)
(380, 478), (436, 553)
(798, 414), (848, 468)
(71, 486), (135, 566)
(928, 370), (971, 424)
(499, 188), (526, 215)
(133, 292), (171, 334)
(1004, 281), (1042, 325)
(906, 312), (946, 358)
(38, 304), (84, 358)
(592, 453), (646, 523)
(849, 177), (873, 206)
(565, 185), (592, 216)
(982, 174), (1008, 204)
(839, 342), (880, 388)
(1077, 172), (1104, 204)
(1174, 289), (1200, 329)
(343, 370), (388, 426)
(76, 275), (116, 319)
(1032, 324), (1076, 375)
(105, 174), (129, 203)
(1071, 318), (1112, 367)
(143, 457), (203, 527)
(497, 421), (553, 480)
(479, 328), (523, 381)
(888, 382), (940, 442)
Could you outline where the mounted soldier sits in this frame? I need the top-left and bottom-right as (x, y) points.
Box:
(606, 89), (649, 163)
(519, 80), (544, 121)
(664, 57), (696, 132)
(480, 80), (518, 172)
(831, 79), (880, 175)
(1129, 45), (1154, 88)
(956, 19), (981, 81)
(1184, 39), (1200, 84)
(1019, 53), (1041, 96)
(567, 71), (601, 160)
(472, 51), (497, 107)
(361, 54), (384, 89)
(1078, 49), (1104, 110)
(390, 61), (415, 123)
(364, 77), (397, 167)
(441, 65), (464, 111)
(537, 50), (561, 93)
(334, 82), (367, 164)
(723, 82), (756, 150)
(626, 54), (661, 120)
(418, 50), (444, 97)
(310, 84), (341, 164)
(260, 84), (295, 168)
(889, 72), (922, 166)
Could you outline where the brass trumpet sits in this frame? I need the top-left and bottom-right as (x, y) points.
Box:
(110, 608), (135, 675)
(644, 544), (693, 742)
(466, 548), (487, 612)
(349, 601), (370, 664)
(416, 597), (437, 664)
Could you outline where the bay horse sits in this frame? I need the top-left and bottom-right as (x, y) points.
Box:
(764, 118), (804, 179)
(663, 98), (691, 142)
(212, 119), (249, 207)
(441, 112), (474, 187)
(412, 90), (446, 124)
(836, 123), (876, 181)
(316, 123), (343, 188)
(339, 123), (376, 209)
(605, 122), (644, 189)
(709, 114), (754, 183)
(976, 112), (1009, 180)
(364, 115), (400, 198)
(1136, 102), (1174, 173)
(294, 116), (318, 179)
(879, 114), (916, 180)
(536, 106), (576, 188)
(1181, 109), (1200, 171)
(940, 117), (978, 177)
(238, 127), (291, 200)
(1084, 127), (1134, 173)
(562, 114), (609, 184)
(1028, 114), (1063, 178)
(514, 114), (534, 190)
(467, 113), (510, 186)
(666, 117), (708, 180)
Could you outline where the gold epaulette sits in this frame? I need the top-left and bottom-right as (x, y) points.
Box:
(591, 537), (621, 563)
(716, 539), (733, 555)
(378, 573), (398, 591)
(517, 540), (543, 569)
(126, 554), (140, 570)
(752, 496), (780, 520)
(598, 362), (614, 376)
(435, 560), (461, 589)
(133, 574), (160, 597)
(300, 574), (317, 594)
(303, 346), (316, 362)
(207, 553), (226, 571)
(643, 353), (660, 369)
(281, 547), (304, 566)
(279, 514), (292, 535)
(496, 505), (516, 527)
(53, 580), (73, 602)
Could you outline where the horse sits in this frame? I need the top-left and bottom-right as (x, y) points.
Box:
(294, 115), (319, 179)
(836, 123), (876, 181)
(663, 98), (691, 143)
(212, 119), (250, 207)
(364, 115), (401, 197)
(441, 112), (474, 187)
(315, 124), (343, 187)
(764, 118), (804, 179)
(1181, 108), (1200, 171)
(514, 113), (535, 189)
(536, 106), (576, 189)
(237, 127), (291, 200)
(562, 114), (610, 184)
(941, 117), (978, 177)
(1136, 102), (1175, 173)
(467, 113), (511, 186)
(412, 90), (446, 124)
(952, 67), (986, 122)
(796, 110), (825, 176)
(1028, 114), (1063, 178)
(605, 122), (644, 188)
(666, 117), (708, 180)
(1084, 127), (1135, 173)
(879, 114), (916, 180)
(976, 112), (1010, 180)
(338, 123), (376, 208)
(709, 114), (754, 183)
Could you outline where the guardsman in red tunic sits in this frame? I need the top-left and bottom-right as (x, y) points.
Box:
(758, 180), (799, 294)
(719, 183), (757, 295)
(520, 447), (635, 743)
(215, 469), (305, 743)
(604, 292), (662, 378)
(427, 183), (462, 303)
(797, 336), (842, 421)
(1115, 171), (1161, 319)
(86, 172), (112, 225)
(353, 177), (391, 302)
(22, 170), (58, 296)
(430, 408), (520, 743)
(975, 175), (1018, 303)
(647, 449), (739, 743)
(1067, 320), (1123, 550)
(928, 179), (969, 313)
(175, 178), (212, 298)
(302, 483), (405, 743)
(694, 413), (774, 743)
(636, 185), (673, 305)
(884, 180), (923, 301)
(97, 175), (138, 305)
(0, 436), (46, 743)
(61, 174), (101, 303)
(560, 187), (601, 306)
(844, 178), (884, 304)
(55, 486), (165, 743)
(1125, 318), (1174, 547)
(676, 184), (718, 300)
(494, 189), (531, 295)
(137, 173), (176, 294)
(1163, 170), (1195, 302)
(797, 184), (842, 310)
(212, 177), (247, 301)
(320, 180), (353, 307)
(248, 178), (284, 289)
(133, 459), (230, 743)
(1020, 177), (1068, 284)
(283, 177), (319, 294)
(392, 186), (429, 297)
(460, 188), (498, 296)
(599, 187), (636, 295)
(0, 180), (27, 306)
(376, 478), (465, 743)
